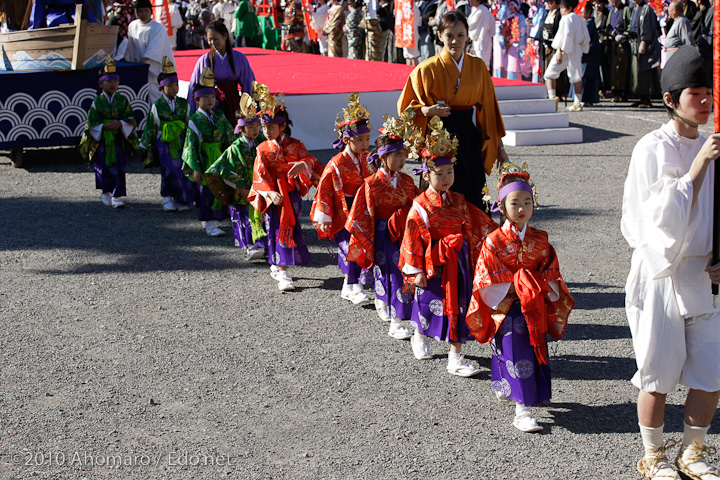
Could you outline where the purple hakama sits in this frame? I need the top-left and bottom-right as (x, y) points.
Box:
(372, 220), (413, 320)
(490, 301), (552, 406)
(195, 185), (228, 222)
(94, 143), (128, 197)
(335, 229), (372, 285)
(158, 141), (195, 206)
(410, 241), (473, 343)
(264, 190), (311, 266)
(230, 204), (267, 249)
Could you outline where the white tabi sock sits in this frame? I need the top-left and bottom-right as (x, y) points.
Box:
(448, 352), (462, 365)
(683, 422), (711, 453)
(639, 423), (664, 453)
(547, 89), (556, 99)
(574, 96), (581, 106)
(515, 403), (531, 417)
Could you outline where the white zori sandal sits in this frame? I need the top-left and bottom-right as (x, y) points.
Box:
(676, 441), (720, 480)
(637, 441), (679, 479)
(512, 405), (542, 433)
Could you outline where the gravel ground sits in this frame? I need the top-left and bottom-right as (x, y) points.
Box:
(1, 100), (718, 480)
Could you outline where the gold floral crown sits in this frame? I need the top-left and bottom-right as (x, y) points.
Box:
(421, 116), (458, 165)
(254, 82), (285, 117)
(380, 107), (422, 160)
(482, 160), (538, 206)
(334, 92), (371, 135)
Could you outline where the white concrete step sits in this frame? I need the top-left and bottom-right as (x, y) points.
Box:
(498, 98), (558, 115)
(503, 127), (583, 146)
(502, 112), (569, 130)
(495, 84), (548, 101)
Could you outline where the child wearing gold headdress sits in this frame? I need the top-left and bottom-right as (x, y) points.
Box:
(247, 86), (324, 292)
(79, 57), (139, 209)
(207, 85), (268, 261)
(181, 67), (235, 237)
(465, 161), (573, 433)
(345, 108), (420, 339)
(140, 57), (194, 212)
(399, 116), (497, 375)
(310, 93), (375, 306)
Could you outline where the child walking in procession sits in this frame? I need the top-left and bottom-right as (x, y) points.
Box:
(207, 88), (268, 261)
(465, 161), (573, 431)
(311, 93), (375, 306)
(399, 116), (497, 375)
(248, 86), (324, 291)
(182, 67), (234, 237)
(345, 108), (421, 340)
(79, 57), (139, 209)
(140, 56), (194, 212)
(621, 46), (720, 480)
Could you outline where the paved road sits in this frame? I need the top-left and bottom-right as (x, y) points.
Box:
(1, 101), (718, 479)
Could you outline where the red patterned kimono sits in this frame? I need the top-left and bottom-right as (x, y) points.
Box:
(248, 135), (322, 247)
(345, 169), (419, 270)
(398, 189), (497, 342)
(310, 149), (373, 240)
(466, 221), (574, 362)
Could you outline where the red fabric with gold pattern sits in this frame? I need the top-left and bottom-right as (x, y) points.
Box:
(345, 169), (419, 270)
(247, 136), (320, 246)
(398, 189), (497, 279)
(310, 150), (373, 240)
(466, 223), (574, 349)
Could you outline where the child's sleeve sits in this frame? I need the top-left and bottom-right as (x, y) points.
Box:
(399, 204), (427, 276)
(182, 119), (203, 176)
(140, 104), (158, 151)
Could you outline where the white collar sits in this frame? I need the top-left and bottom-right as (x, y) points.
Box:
(198, 108), (213, 122)
(343, 145), (360, 164)
(162, 92), (176, 106)
(216, 50), (228, 61)
(103, 92), (115, 104)
(271, 134), (285, 148)
(428, 184), (447, 201)
(452, 51), (464, 73)
(504, 219), (528, 241)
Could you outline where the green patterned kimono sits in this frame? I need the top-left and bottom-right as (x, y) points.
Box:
(79, 92), (139, 163)
(181, 108), (235, 185)
(140, 94), (189, 167)
(208, 132), (268, 244)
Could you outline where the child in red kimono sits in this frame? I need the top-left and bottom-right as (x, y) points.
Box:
(247, 87), (323, 291)
(311, 93), (374, 305)
(399, 116), (497, 377)
(466, 161), (573, 432)
(345, 109), (421, 340)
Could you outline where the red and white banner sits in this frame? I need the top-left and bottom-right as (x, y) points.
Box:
(153, 0), (173, 38)
(394, 0), (415, 48)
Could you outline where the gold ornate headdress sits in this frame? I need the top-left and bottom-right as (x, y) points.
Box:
(99, 55), (119, 80)
(379, 107), (422, 160)
(161, 56), (176, 74)
(254, 82), (286, 118)
(334, 92), (371, 134)
(420, 116), (458, 166)
(482, 160), (538, 207)
(199, 66), (215, 88)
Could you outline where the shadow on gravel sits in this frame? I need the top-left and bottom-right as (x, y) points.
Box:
(546, 402), (692, 434)
(551, 354), (635, 381)
(565, 282), (625, 310)
(569, 123), (633, 143)
(562, 323), (630, 341)
(0, 197), (257, 274)
(532, 206), (598, 220)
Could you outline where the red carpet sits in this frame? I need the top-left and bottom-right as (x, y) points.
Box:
(174, 48), (540, 95)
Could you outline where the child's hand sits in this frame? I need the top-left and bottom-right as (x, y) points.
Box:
(414, 272), (427, 288)
(287, 161), (306, 178)
(268, 191), (283, 205)
(555, 51), (563, 64)
(192, 170), (204, 184)
(699, 134), (720, 164)
(103, 120), (121, 131)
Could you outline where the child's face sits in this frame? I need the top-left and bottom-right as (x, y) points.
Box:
(500, 188), (533, 230)
(345, 132), (371, 156)
(423, 163), (454, 192)
(100, 78), (119, 95)
(670, 87), (712, 126)
(196, 93), (216, 112)
(262, 122), (285, 141)
(383, 149), (407, 172)
(242, 122), (261, 140)
(162, 81), (179, 99)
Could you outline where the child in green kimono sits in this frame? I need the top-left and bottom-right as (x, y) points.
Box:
(181, 66), (235, 237)
(140, 56), (195, 212)
(207, 90), (268, 260)
(79, 57), (139, 209)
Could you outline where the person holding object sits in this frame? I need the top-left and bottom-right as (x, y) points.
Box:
(621, 45), (720, 480)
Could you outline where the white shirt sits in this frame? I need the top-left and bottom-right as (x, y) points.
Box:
(552, 12), (590, 55)
(622, 121), (715, 317)
(126, 19), (175, 103)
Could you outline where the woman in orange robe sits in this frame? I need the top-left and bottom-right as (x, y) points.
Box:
(397, 10), (508, 210)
